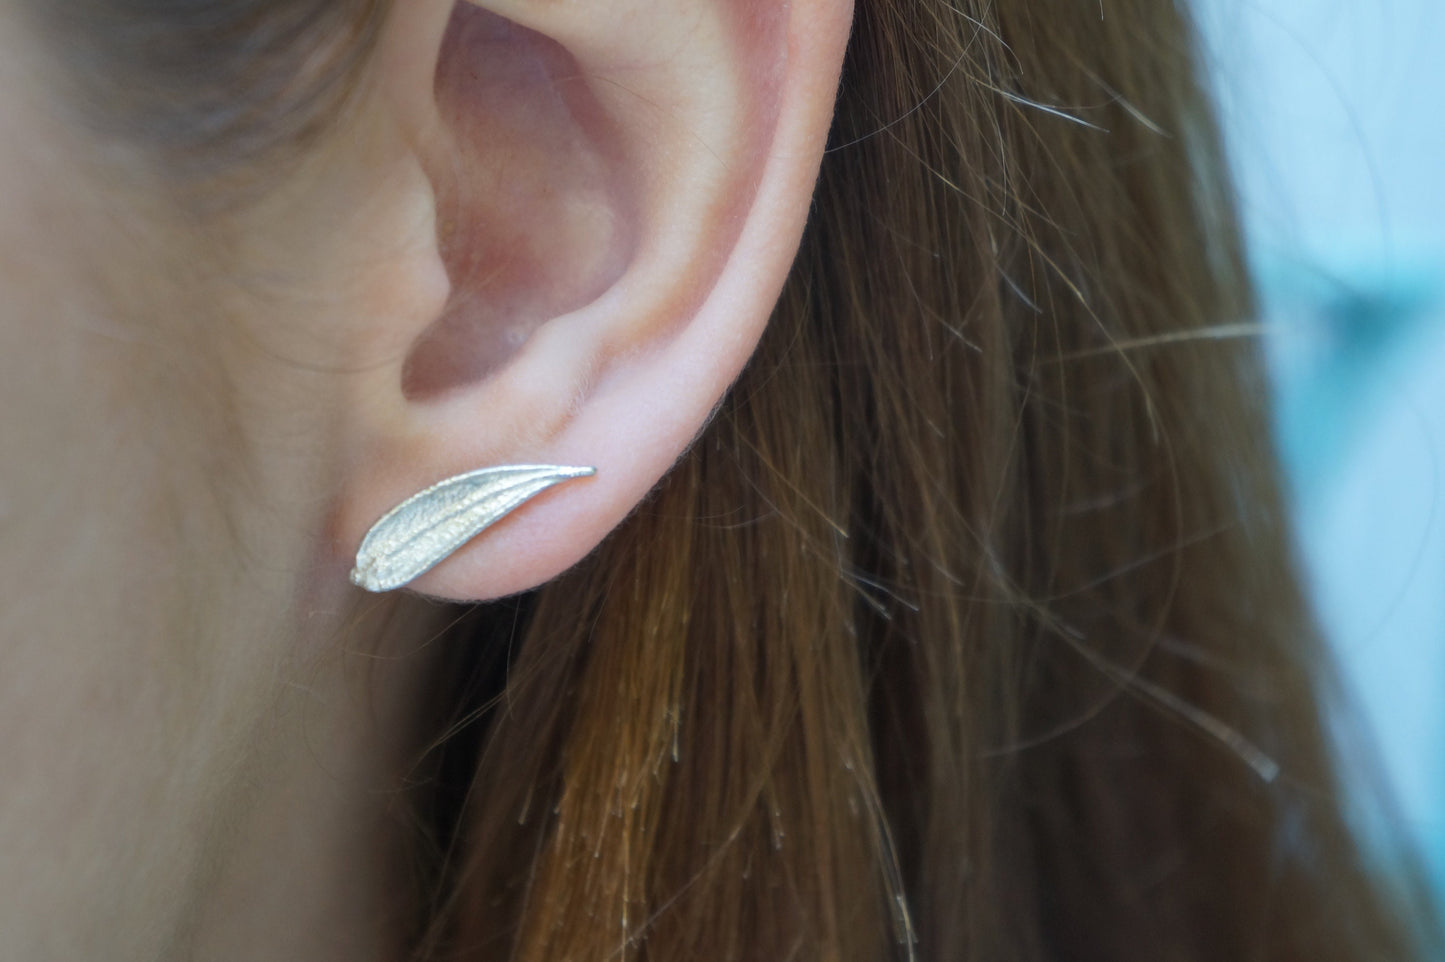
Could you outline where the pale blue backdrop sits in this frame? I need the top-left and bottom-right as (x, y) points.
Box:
(1192, 0), (1445, 902)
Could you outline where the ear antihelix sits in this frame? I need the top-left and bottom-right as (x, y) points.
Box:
(350, 464), (596, 592)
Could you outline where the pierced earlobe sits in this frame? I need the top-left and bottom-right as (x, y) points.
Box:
(350, 464), (596, 592)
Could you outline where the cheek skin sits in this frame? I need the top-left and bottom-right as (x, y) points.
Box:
(0, 55), (184, 632)
(0, 41), (229, 955)
(0, 23), (359, 953)
(0, 4), (588, 955)
(0, 27), (459, 946)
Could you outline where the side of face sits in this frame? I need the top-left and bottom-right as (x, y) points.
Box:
(0, 0), (851, 949)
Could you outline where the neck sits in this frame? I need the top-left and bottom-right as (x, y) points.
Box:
(183, 596), (447, 962)
(0, 538), (449, 961)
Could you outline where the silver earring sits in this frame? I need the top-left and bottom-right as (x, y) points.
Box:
(350, 464), (596, 593)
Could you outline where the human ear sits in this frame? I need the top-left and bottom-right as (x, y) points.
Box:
(326, 0), (853, 600)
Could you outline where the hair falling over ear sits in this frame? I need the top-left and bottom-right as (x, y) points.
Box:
(407, 2), (1440, 961)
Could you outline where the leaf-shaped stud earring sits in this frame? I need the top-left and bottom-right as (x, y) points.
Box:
(350, 464), (596, 593)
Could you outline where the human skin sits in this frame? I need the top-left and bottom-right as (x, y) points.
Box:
(0, 0), (852, 956)
(0, 7), (451, 957)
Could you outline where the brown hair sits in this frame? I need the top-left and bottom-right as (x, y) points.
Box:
(39, 0), (1442, 959)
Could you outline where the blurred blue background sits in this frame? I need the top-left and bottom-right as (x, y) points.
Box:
(1193, 0), (1445, 902)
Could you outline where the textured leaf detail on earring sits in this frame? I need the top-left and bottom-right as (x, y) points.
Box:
(350, 464), (596, 592)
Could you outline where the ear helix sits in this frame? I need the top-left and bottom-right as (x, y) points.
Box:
(350, 464), (596, 592)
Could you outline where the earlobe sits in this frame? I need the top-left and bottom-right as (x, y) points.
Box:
(334, 0), (852, 601)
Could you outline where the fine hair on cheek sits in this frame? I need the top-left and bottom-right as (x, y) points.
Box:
(21, 0), (412, 589)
